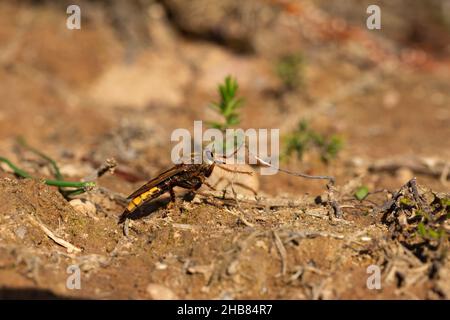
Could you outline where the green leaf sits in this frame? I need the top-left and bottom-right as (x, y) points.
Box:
(400, 197), (414, 206)
(441, 197), (450, 208)
(355, 186), (369, 201)
(208, 75), (243, 131)
(427, 228), (441, 240)
(417, 222), (427, 238)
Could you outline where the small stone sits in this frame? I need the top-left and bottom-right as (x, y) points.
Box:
(69, 199), (97, 217)
(0, 162), (14, 173)
(255, 240), (268, 250)
(146, 283), (178, 300)
(350, 157), (365, 167)
(155, 262), (168, 270)
(218, 291), (234, 300)
(396, 168), (414, 183)
(187, 264), (213, 280)
(59, 164), (91, 177)
(226, 260), (239, 275)
(15, 226), (27, 239)
(191, 195), (202, 204)
(203, 164), (259, 196)
(383, 91), (400, 109)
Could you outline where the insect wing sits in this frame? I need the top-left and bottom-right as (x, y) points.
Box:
(126, 164), (185, 199)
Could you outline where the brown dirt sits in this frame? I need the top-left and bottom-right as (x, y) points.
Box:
(0, 0), (449, 299)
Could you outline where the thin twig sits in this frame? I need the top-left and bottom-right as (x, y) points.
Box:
(273, 230), (288, 276)
(282, 230), (345, 243)
(123, 218), (130, 237)
(230, 180), (255, 228)
(440, 163), (449, 187)
(196, 190), (312, 209)
(28, 215), (82, 253)
(84, 158), (117, 181)
(326, 182), (342, 218)
(368, 156), (450, 179)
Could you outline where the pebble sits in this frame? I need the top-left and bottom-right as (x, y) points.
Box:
(226, 260), (239, 275)
(59, 164), (91, 177)
(146, 283), (178, 300)
(69, 199), (97, 217)
(15, 226), (27, 239)
(203, 164), (259, 196)
(396, 167), (414, 183)
(155, 262), (168, 270)
(383, 90), (400, 109)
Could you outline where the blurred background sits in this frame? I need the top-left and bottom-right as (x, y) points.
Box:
(0, 0), (449, 196)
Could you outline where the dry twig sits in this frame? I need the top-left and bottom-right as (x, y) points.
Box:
(28, 215), (82, 253)
(273, 230), (288, 276)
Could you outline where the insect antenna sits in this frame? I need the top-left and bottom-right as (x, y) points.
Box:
(212, 137), (246, 164)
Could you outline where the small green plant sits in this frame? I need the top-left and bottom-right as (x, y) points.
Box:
(414, 194), (449, 241)
(276, 53), (305, 91)
(207, 76), (245, 155)
(417, 222), (445, 241)
(0, 138), (96, 198)
(400, 196), (415, 208)
(355, 186), (369, 201)
(282, 120), (343, 164)
(208, 75), (244, 131)
(440, 197), (450, 209)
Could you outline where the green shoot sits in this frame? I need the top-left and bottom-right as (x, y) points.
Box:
(355, 186), (369, 201)
(0, 156), (33, 179)
(0, 139), (96, 198)
(16, 136), (69, 196)
(276, 53), (305, 91)
(417, 222), (445, 241)
(17, 137), (64, 181)
(207, 76), (245, 156)
(282, 120), (343, 164)
(0, 156), (95, 189)
(208, 75), (244, 131)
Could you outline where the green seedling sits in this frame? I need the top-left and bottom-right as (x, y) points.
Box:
(276, 53), (305, 91)
(282, 119), (343, 164)
(355, 186), (369, 201)
(207, 75), (245, 154)
(417, 222), (445, 241)
(0, 138), (95, 198)
(208, 75), (244, 131)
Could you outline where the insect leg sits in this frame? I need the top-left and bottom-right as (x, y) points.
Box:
(216, 163), (253, 175)
(174, 177), (204, 206)
(169, 188), (176, 202)
(176, 177), (202, 190)
(203, 180), (216, 191)
(166, 187), (183, 213)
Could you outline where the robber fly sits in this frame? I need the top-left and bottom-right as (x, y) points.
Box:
(122, 149), (218, 217)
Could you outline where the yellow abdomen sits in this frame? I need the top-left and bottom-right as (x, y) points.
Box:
(126, 187), (160, 212)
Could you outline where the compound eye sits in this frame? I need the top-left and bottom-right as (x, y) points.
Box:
(204, 149), (214, 163)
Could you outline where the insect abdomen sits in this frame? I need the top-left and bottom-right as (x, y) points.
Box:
(126, 186), (161, 212)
